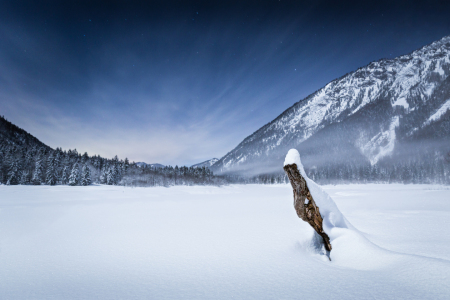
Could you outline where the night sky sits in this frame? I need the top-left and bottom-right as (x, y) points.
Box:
(1, 0), (450, 165)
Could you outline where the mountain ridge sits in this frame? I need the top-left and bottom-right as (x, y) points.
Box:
(191, 158), (219, 169)
(135, 162), (165, 169)
(212, 35), (450, 175)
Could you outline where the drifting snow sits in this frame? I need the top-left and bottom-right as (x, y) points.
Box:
(0, 184), (449, 299)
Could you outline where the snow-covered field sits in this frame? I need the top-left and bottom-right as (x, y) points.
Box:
(0, 184), (449, 299)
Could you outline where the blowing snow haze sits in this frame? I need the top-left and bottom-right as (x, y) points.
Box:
(1, 0), (450, 166)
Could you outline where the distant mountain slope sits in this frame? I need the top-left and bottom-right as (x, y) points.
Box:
(0, 116), (51, 150)
(191, 158), (219, 169)
(212, 35), (450, 175)
(135, 162), (165, 169)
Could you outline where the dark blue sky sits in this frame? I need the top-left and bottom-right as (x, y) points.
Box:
(1, 0), (450, 165)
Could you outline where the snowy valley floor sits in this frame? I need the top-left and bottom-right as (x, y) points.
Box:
(0, 184), (449, 299)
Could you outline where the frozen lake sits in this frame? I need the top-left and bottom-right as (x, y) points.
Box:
(0, 184), (449, 299)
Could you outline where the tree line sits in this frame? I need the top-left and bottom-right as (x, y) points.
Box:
(0, 144), (224, 187)
(0, 144), (126, 186)
(1, 143), (448, 187)
(122, 164), (227, 187)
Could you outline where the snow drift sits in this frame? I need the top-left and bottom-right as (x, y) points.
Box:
(284, 148), (417, 268)
(0, 184), (449, 299)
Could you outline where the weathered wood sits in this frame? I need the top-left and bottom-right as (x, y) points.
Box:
(283, 163), (332, 252)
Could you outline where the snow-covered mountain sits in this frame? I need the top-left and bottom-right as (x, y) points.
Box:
(191, 158), (219, 169)
(212, 35), (450, 175)
(135, 162), (165, 169)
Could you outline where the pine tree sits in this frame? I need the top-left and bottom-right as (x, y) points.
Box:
(32, 154), (44, 185)
(99, 167), (107, 184)
(6, 160), (20, 185)
(68, 162), (79, 186)
(81, 164), (91, 186)
(112, 163), (120, 184)
(54, 151), (61, 180)
(107, 167), (115, 185)
(61, 166), (69, 185)
(124, 157), (129, 174)
(81, 152), (89, 164)
(20, 169), (30, 185)
(46, 153), (57, 185)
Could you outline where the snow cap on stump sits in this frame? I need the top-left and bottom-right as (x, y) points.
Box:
(284, 148), (351, 232)
(284, 149), (307, 177)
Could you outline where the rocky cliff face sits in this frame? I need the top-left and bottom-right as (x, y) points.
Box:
(212, 35), (450, 175)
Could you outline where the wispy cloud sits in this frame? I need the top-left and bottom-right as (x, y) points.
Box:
(2, 1), (450, 165)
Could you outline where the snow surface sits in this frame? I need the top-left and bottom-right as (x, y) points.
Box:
(0, 184), (449, 299)
(360, 116), (400, 165)
(284, 148), (306, 174)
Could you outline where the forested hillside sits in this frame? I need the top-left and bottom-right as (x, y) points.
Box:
(0, 116), (225, 187)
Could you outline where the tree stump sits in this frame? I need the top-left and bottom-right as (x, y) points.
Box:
(283, 163), (332, 252)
